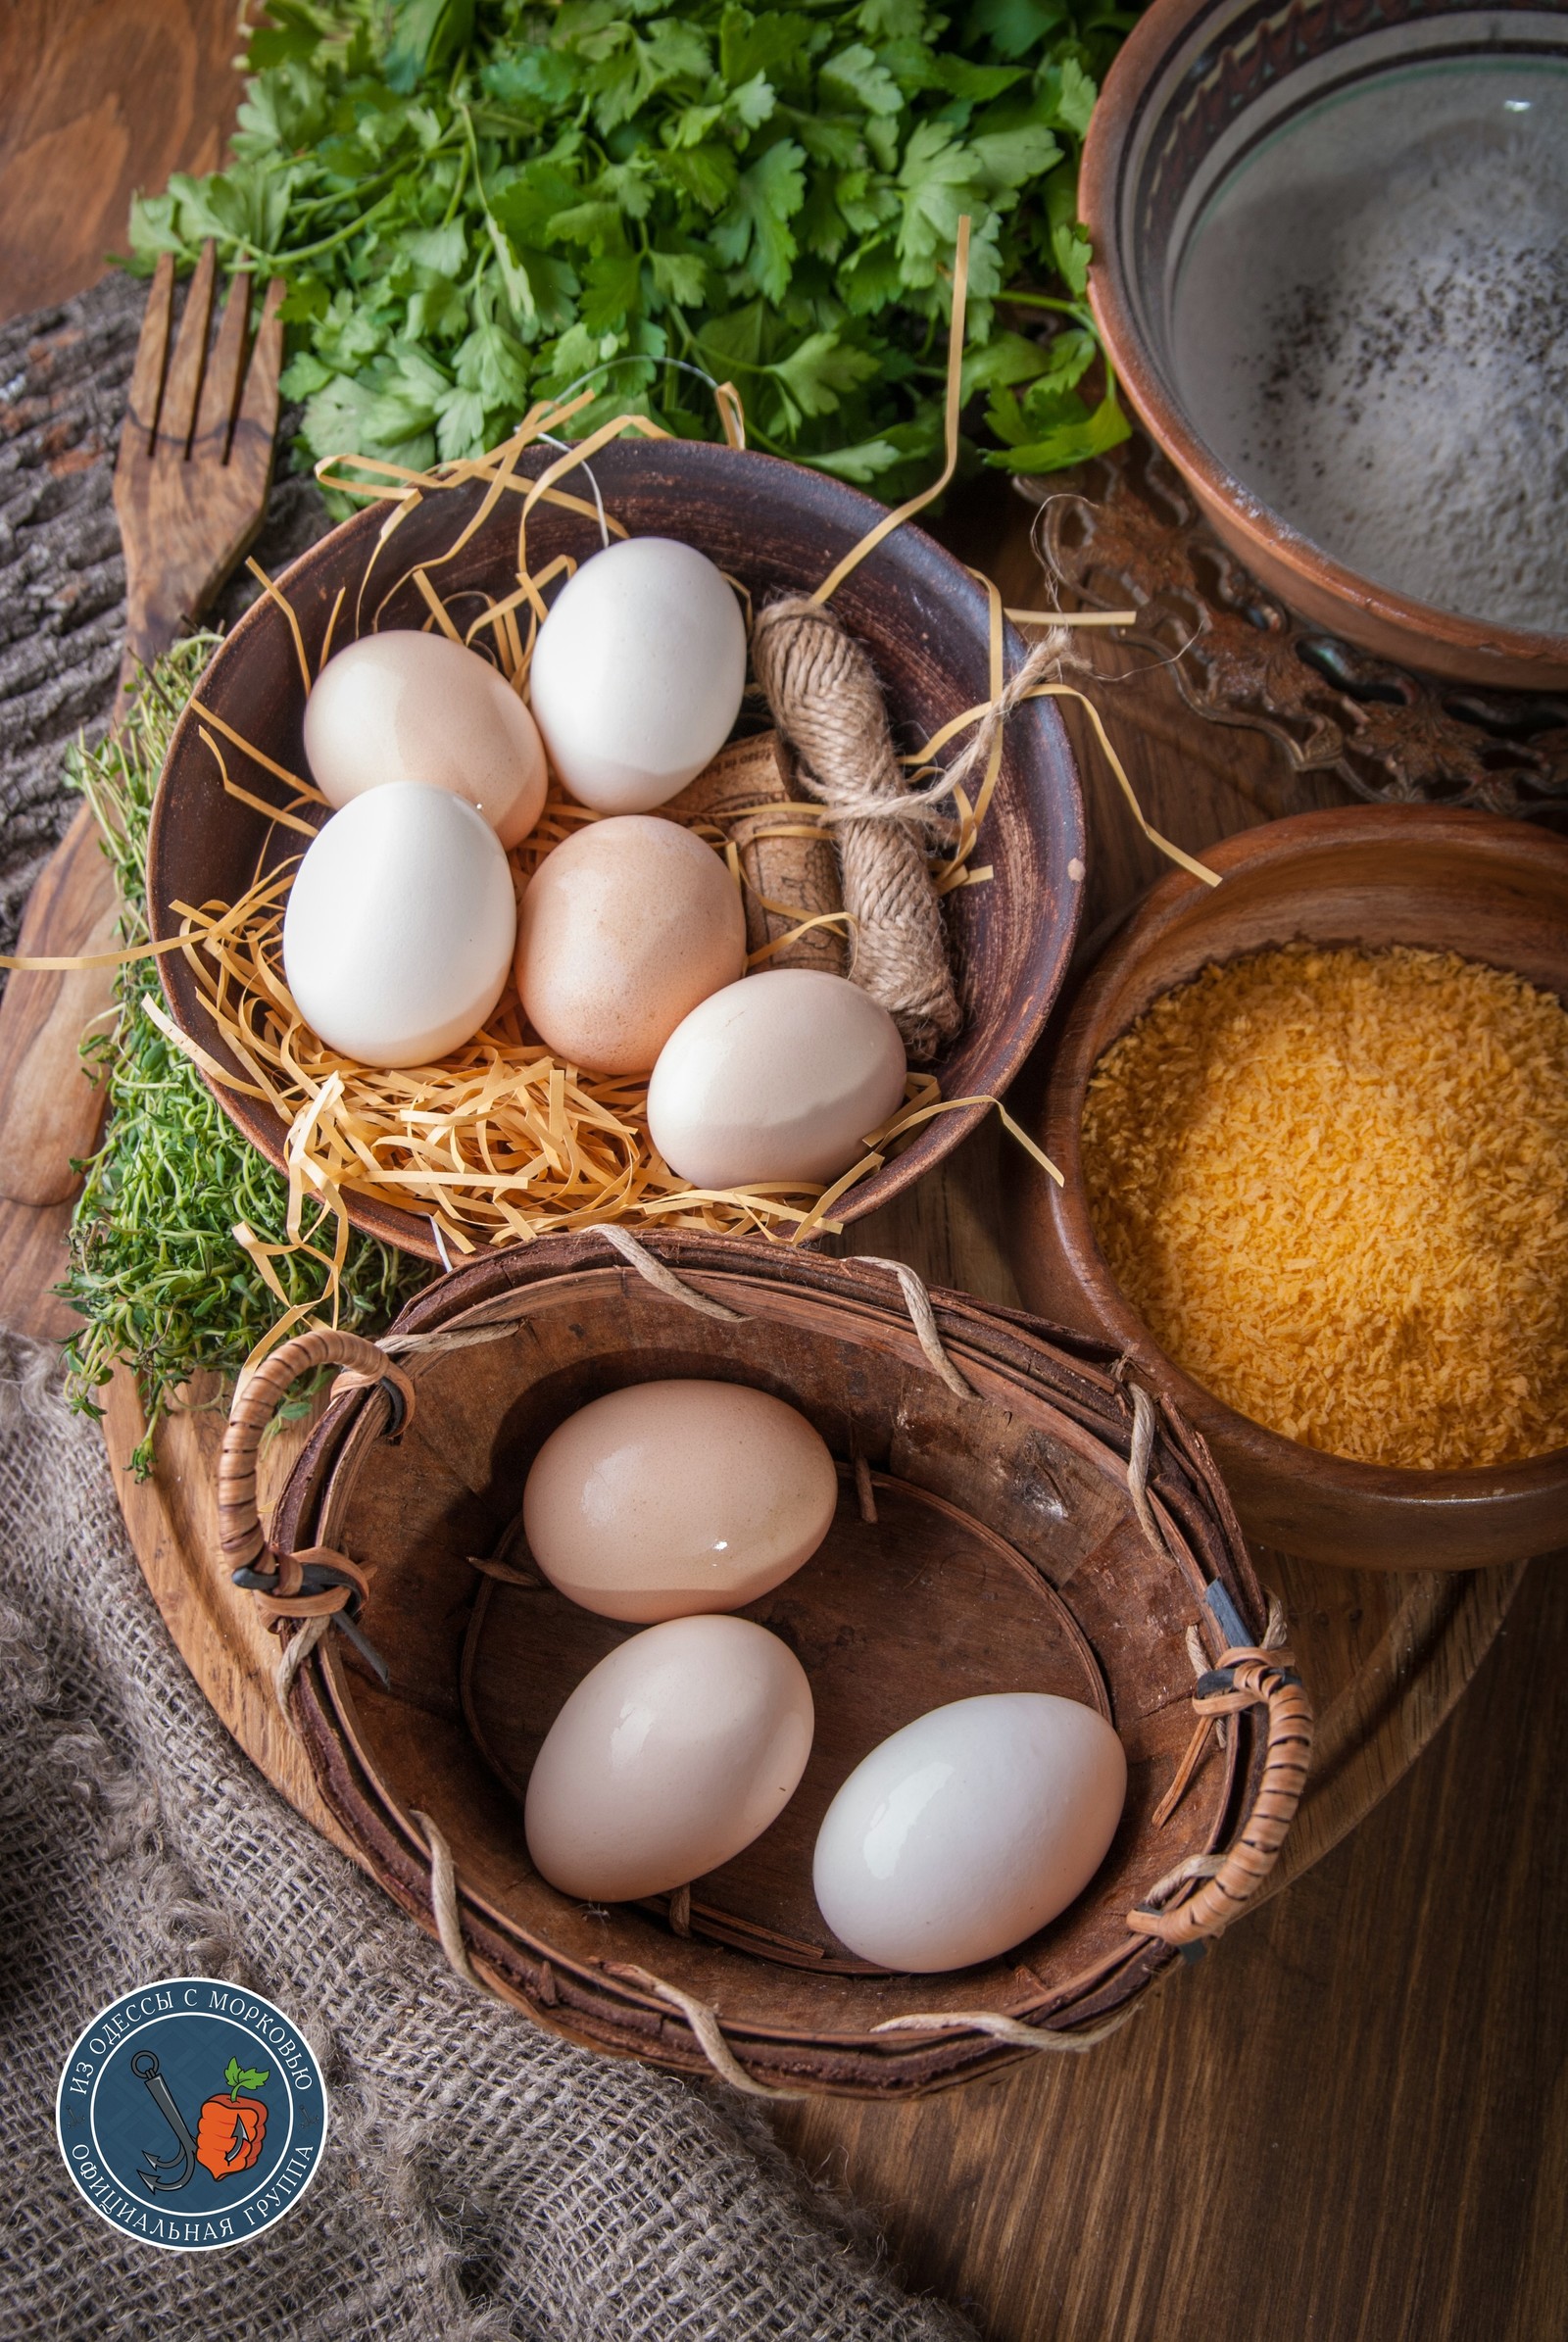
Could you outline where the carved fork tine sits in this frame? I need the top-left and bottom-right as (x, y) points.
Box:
(155, 239), (217, 463)
(113, 239), (285, 694)
(120, 252), (173, 466)
(193, 267), (254, 463)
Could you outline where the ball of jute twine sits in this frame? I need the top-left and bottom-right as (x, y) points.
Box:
(751, 596), (1067, 1064)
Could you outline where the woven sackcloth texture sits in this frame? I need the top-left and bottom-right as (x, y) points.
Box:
(0, 1334), (973, 2341)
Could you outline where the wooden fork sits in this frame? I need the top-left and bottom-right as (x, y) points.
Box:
(114, 239), (285, 703)
(0, 242), (285, 1216)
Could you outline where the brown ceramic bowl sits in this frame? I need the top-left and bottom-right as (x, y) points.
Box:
(1079, 0), (1568, 691)
(147, 439), (1085, 1261)
(1004, 805), (1568, 1570)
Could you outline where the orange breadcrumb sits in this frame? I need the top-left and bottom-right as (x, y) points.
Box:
(1081, 944), (1568, 1470)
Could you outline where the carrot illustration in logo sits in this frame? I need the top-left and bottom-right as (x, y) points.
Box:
(194, 2057), (270, 2179)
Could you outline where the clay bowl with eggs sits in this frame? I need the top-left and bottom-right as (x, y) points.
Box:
(231, 1229), (1309, 2097)
(1079, 0), (1568, 688)
(1004, 805), (1568, 1572)
(146, 440), (1086, 1257)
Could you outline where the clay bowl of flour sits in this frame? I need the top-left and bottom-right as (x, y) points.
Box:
(1080, 0), (1568, 690)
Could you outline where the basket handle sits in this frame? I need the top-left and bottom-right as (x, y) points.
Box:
(1126, 1650), (1313, 1947)
(218, 1328), (416, 1628)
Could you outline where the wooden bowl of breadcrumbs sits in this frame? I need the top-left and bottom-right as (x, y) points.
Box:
(1004, 805), (1568, 1570)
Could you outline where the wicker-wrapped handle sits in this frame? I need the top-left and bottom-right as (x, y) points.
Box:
(218, 1328), (416, 1627)
(1127, 1651), (1313, 1946)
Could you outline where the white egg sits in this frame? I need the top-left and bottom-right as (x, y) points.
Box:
(527, 536), (747, 812)
(521, 1379), (840, 1623)
(811, 1693), (1127, 1972)
(647, 967), (907, 1190)
(303, 629), (548, 848)
(524, 1615), (814, 1902)
(282, 782), (516, 1069)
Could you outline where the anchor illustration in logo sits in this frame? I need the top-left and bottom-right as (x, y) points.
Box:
(130, 2051), (270, 2192)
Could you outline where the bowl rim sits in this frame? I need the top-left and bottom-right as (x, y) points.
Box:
(1017, 801), (1568, 1509)
(1078, 0), (1568, 674)
(147, 438), (1087, 1259)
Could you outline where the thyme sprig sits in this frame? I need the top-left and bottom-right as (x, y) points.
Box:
(58, 639), (428, 1473)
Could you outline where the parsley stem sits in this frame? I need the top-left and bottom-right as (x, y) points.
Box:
(257, 184), (402, 268)
(997, 289), (1094, 325)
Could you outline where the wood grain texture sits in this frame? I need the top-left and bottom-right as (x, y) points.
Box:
(100, 1361), (356, 1860)
(0, 806), (118, 1203)
(773, 1557), (1568, 2342)
(0, 0), (242, 323)
(0, 227), (284, 1207)
(113, 250), (284, 679)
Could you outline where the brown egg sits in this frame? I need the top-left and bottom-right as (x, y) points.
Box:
(514, 815), (747, 1075)
(303, 630), (548, 848)
(523, 1615), (815, 1901)
(521, 1378), (840, 1622)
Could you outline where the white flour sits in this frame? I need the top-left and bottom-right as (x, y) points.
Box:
(1171, 64), (1568, 631)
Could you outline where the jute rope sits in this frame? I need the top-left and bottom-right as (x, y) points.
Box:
(751, 597), (963, 1062)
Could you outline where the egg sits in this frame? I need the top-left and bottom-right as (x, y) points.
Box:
(647, 968), (907, 1190)
(811, 1693), (1127, 1972)
(303, 630), (548, 848)
(522, 1380), (839, 1623)
(527, 536), (747, 812)
(281, 782), (516, 1068)
(515, 816), (746, 1075)
(524, 1615), (814, 1901)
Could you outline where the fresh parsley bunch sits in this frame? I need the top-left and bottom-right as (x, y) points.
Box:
(128, 0), (1133, 496)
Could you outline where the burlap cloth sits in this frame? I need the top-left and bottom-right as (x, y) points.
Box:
(0, 285), (973, 2341)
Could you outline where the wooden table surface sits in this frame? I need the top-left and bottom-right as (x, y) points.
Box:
(3, 16), (1565, 2340)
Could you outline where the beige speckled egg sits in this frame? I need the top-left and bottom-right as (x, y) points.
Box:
(304, 630), (548, 848)
(647, 967), (907, 1190)
(522, 1379), (839, 1623)
(514, 815), (746, 1075)
(523, 1615), (814, 1902)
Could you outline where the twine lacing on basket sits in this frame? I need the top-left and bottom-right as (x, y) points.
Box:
(852, 1256), (981, 1400)
(1110, 1355), (1170, 1562)
(235, 1242), (1311, 2092)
